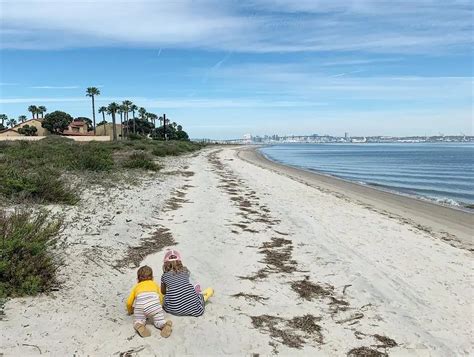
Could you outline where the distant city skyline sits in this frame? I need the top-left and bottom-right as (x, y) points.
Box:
(0, 1), (472, 139)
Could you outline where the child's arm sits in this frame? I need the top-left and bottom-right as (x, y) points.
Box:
(161, 282), (167, 295)
(126, 286), (136, 315)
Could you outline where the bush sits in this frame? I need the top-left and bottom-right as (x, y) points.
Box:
(0, 209), (62, 298)
(123, 152), (160, 171)
(0, 166), (77, 204)
(73, 144), (114, 171)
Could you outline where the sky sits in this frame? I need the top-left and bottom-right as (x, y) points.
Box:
(0, 0), (472, 139)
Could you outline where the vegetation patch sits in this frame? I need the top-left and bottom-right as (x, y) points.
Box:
(122, 152), (160, 171)
(0, 138), (203, 204)
(0, 209), (62, 298)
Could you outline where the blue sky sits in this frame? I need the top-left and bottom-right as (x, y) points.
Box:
(0, 0), (472, 139)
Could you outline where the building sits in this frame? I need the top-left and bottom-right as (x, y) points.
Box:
(0, 118), (49, 137)
(95, 123), (124, 140)
(62, 119), (90, 135)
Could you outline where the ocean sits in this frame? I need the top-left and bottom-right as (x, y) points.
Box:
(259, 143), (474, 208)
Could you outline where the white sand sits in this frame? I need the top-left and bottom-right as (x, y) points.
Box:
(1, 147), (472, 356)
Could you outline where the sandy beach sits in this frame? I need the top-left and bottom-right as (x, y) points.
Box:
(1, 146), (472, 356)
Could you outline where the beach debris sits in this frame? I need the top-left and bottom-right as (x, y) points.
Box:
(373, 334), (397, 348)
(117, 346), (146, 356)
(231, 292), (269, 303)
(22, 344), (42, 354)
(347, 346), (388, 357)
(336, 312), (364, 324)
(251, 314), (323, 351)
(290, 276), (333, 301)
(115, 226), (175, 268)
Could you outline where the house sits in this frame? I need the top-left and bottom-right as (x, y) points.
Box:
(95, 123), (124, 140)
(0, 118), (49, 137)
(62, 119), (91, 136)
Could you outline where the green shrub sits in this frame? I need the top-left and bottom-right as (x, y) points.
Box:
(73, 144), (114, 171)
(0, 167), (77, 204)
(123, 152), (160, 171)
(0, 209), (62, 298)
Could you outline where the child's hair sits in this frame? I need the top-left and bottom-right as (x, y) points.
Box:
(137, 265), (153, 282)
(163, 260), (189, 274)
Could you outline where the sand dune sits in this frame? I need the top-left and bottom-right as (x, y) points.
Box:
(1, 146), (472, 356)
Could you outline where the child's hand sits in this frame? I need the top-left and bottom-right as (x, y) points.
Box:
(128, 307), (134, 315)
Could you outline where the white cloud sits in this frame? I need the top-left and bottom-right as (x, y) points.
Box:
(0, 0), (471, 53)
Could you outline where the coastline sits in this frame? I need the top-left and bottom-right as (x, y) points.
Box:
(1, 146), (472, 355)
(238, 145), (473, 251)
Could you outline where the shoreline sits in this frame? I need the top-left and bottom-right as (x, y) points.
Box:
(237, 145), (473, 250)
(2, 146), (472, 355)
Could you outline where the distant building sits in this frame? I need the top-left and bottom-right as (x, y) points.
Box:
(62, 119), (91, 136)
(243, 133), (252, 144)
(95, 123), (124, 140)
(0, 118), (49, 137)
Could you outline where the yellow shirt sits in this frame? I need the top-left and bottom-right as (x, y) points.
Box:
(126, 280), (162, 314)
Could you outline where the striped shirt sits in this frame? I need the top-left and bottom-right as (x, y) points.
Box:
(161, 271), (204, 317)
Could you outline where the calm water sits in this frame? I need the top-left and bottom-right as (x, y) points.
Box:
(260, 143), (474, 207)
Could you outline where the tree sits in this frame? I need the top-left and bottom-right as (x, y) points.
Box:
(42, 110), (73, 134)
(130, 104), (138, 134)
(38, 106), (47, 118)
(18, 115), (27, 123)
(0, 114), (7, 127)
(107, 102), (119, 141)
(75, 117), (93, 131)
(119, 104), (127, 138)
(18, 124), (38, 136)
(28, 105), (38, 119)
(152, 122), (189, 141)
(123, 117), (154, 136)
(86, 87), (101, 136)
(122, 100), (132, 137)
(98, 106), (107, 135)
(7, 118), (17, 128)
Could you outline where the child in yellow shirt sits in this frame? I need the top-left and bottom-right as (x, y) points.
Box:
(126, 265), (172, 338)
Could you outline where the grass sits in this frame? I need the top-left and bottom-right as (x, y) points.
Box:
(0, 209), (62, 298)
(0, 137), (204, 204)
(122, 152), (160, 171)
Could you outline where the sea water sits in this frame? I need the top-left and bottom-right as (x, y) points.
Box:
(259, 143), (474, 208)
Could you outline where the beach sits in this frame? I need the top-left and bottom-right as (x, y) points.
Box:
(1, 146), (472, 356)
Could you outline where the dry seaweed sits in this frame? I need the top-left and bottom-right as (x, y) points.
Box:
(115, 226), (175, 268)
(291, 276), (334, 301)
(347, 347), (388, 357)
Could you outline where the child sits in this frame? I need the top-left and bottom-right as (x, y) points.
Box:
(126, 265), (173, 338)
(161, 249), (214, 317)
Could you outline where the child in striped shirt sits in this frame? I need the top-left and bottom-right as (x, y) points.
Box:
(161, 249), (214, 317)
(126, 265), (173, 338)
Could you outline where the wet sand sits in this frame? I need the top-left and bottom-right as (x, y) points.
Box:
(238, 146), (473, 251)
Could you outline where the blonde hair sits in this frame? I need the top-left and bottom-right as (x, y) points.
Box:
(137, 265), (153, 282)
(163, 260), (189, 274)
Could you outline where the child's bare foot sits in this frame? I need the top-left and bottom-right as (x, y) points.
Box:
(160, 320), (173, 338)
(134, 323), (151, 337)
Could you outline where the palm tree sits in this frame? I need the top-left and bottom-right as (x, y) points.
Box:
(0, 114), (7, 127)
(86, 87), (101, 135)
(38, 106), (47, 118)
(138, 107), (147, 120)
(28, 105), (38, 119)
(7, 118), (17, 128)
(18, 115), (27, 123)
(130, 104), (138, 134)
(122, 100), (132, 137)
(119, 104), (127, 139)
(172, 121), (177, 129)
(107, 102), (119, 141)
(148, 113), (158, 127)
(98, 106), (107, 136)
